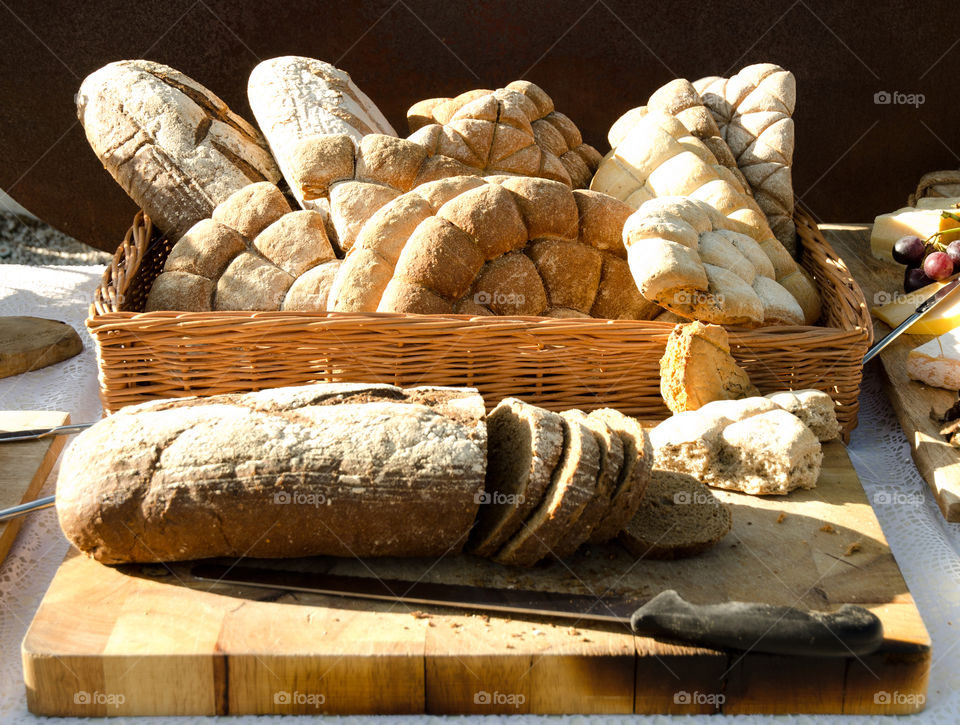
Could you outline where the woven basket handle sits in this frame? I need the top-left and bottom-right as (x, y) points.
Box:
(909, 169), (960, 206)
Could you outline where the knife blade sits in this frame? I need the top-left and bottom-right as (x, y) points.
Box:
(864, 275), (960, 365)
(0, 422), (92, 443)
(191, 563), (884, 657)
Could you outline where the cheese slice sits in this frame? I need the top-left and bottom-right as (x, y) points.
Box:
(871, 207), (960, 262)
(907, 328), (960, 389)
(916, 196), (960, 210)
(870, 278), (960, 335)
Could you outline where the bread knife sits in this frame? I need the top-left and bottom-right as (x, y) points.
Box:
(191, 563), (883, 657)
(863, 275), (960, 365)
(0, 421), (92, 443)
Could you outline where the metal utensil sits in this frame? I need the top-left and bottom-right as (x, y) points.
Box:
(192, 563), (884, 657)
(0, 422), (92, 443)
(864, 275), (960, 365)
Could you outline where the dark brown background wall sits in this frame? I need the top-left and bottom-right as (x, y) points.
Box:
(1, 0), (956, 252)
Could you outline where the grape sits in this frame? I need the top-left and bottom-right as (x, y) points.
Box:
(905, 267), (933, 293)
(923, 251), (954, 281)
(946, 240), (960, 268)
(892, 235), (926, 266)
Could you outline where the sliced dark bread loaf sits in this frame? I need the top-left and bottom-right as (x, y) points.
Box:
(468, 398), (564, 557)
(493, 416), (600, 567)
(619, 470), (732, 560)
(549, 410), (624, 559)
(587, 408), (652, 542)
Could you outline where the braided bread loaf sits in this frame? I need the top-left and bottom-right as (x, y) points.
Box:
(590, 109), (820, 324)
(609, 79), (751, 195)
(328, 175), (660, 319)
(406, 81), (602, 188)
(145, 182), (341, 312)
(624, 196), (804, 327)
(694, 64), (797, 252)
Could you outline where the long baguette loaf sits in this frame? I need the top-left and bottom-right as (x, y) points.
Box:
(57, 383), (487, 564)
(77, 60), (281, 241)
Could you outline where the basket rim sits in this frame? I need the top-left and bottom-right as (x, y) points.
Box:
(89, 203), (872, 343)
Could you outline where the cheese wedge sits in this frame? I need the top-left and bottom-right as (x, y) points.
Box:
(871, 278), (960, 335)
(907, 328), (960, 389)
(871, 207), (960, 262)
(916, 196), (960, 210)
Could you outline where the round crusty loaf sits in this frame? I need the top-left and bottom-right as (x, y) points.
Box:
(468, 398), (565, 558)
(145, 182), (339, 312)
(328, 175), (660, 320)
(77, 60), (281, 242)
(56, 383), (487, 564)
(619, 470), (732, 560)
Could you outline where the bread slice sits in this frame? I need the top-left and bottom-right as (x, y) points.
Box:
(619, 470), (732, 560)
(468, 399), (564, 557)
(493, 417), (599, 567)
(765, 389), (841, 442)
(549, 410), (624, 559)
(587, 408), (653, 542)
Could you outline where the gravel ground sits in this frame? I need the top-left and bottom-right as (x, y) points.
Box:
(0, 211), (113, 265)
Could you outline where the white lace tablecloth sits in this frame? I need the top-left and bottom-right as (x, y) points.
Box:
(1, 264), (959, 724)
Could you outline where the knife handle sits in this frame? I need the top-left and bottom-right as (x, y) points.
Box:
(629, 590), (883, 657)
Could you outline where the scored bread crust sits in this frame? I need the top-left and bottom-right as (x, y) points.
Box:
(549, 410), (625, 559)
(77, 59), (281, 242)
(591, 107), (819, 325)
(494, 416), (600, 567)
(327, 175), (660, 320)
(406, 80), (602, 188)
(468, 399), (565, 558)
(586, 408), (653, 543)
(618, 470), (732, 560)
(694, 64), (797, 252)
(247, 56), (397, 214)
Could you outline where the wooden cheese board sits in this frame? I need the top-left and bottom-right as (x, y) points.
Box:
(0, 410), (70, 566)
(22, 441), (930, 716)
(826, 224), (960, 521)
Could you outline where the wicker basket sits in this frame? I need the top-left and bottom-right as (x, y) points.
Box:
(88, 205), (871, 435)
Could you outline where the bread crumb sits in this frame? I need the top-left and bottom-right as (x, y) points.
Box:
(844, 541), (862, 556)
(776, 512), (787, 523)
(819, 524), (836, 534)
(410, 610), (431, 619)
(505, 643), (514, 649)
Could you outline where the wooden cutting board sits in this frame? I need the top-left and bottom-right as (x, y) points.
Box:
(826, 224), (960, 521)
(0, 410), (70, 565)
(22, 441), (929, 716)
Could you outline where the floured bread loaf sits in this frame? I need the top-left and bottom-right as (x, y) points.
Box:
(649, 397), (822, 495)
(248, 56), (396, 213)
(328, 175), (661, 320)
(622, 196), (804, 326)
(57, 382), (487, 564)
(619, 470), (732, 560)
(406, 81), (602, 188)
(694, 64), (797, 252)
(77, 60), (281, 242)
(146, 182), (340, 312)
(659, 321), (758, 412)
(765, 389), (841, 442)
(592, 108), (819, 324)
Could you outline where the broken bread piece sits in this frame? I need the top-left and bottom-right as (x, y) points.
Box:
(659, 321), (758, 413)
(619, 470), (732, 559)
(765, 389), (841, 441)
(649, 397), (822, 495)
